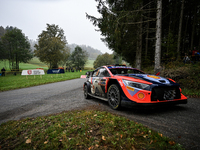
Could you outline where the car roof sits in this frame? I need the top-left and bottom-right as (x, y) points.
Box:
(104, 65), (138, 70)
(103, 65), (145, 74)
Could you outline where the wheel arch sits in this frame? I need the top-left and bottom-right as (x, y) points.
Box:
(84, 82), (91, 93)
(106, 79), (124, 96)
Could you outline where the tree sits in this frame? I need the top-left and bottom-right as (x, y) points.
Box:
(154, 0), (162, 73)
(177, 0), (185, 60)
(34, 24), (68, 69)
(87, 0), (200, 70)
(87, 0), (156, 69)
(162, 0), (200, 58)
(70, 46), (88, 69)
(58, 46), (70, 67)
(0, 26), (5, 39)
(93, 53), (115, 68)
(0, 27), (33, 70)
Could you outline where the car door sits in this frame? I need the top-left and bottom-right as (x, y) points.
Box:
(90, 67), (110, 97)
(98, 68), (110, 98)
(89, 69), (99, 95)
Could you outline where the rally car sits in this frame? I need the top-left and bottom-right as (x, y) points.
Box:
(83, 65), (187, 109)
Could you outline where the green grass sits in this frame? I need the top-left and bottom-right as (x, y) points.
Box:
(182, 88), (200, 98)
(85, 59), (94, 69)
(0, 71), (88, 92)
(0, 109), (184, 150)
(0, 58), (48, 71)
(27, 57), (48, 68)
(0, 58), (92, 91)
(0, 58), (94, 71)
(0, 60), (10, 70)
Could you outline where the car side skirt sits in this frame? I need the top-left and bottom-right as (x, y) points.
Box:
(87, 93), (108, 101)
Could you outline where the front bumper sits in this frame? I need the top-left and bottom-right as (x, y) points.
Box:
(121, 97), (187, 108)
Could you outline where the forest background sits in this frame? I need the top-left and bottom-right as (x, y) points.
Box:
(87, 0), (200, 70)
(0, 0), (200, 96)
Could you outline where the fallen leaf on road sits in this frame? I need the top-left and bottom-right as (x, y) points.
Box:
(102, 136), (106, 140)
(132, 146), (136, 150)
(120, 134), (123, 139)
(26, 139), (31, 144)
(150, 140), (153, 144)
(95, 144), (99, 147)
(169, 141), (175, 146)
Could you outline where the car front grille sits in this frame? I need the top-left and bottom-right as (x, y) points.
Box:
(151, 86), (181, 101)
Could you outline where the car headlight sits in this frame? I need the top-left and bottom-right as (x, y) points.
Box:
(123, 79), (150, 90)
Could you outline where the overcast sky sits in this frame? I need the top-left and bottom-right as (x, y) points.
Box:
(0, 0), (112, 54)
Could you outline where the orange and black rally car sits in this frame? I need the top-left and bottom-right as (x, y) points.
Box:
(83, 65), (187, 110)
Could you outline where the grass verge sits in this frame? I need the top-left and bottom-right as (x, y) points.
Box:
(0, 71), (88, 92)
(0, 109), (184, 150)
(182, 89), (200, 98)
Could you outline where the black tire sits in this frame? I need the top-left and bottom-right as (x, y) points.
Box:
(107, 84), (121, 110)
(84, 84), (91, 99)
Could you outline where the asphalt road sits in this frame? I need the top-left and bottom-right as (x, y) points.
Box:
(0, 78), (199, 150)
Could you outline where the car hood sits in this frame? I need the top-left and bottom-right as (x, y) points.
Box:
(127, 74), (178, 86)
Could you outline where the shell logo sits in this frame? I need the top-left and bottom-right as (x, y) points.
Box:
(147, 75), (160, 79)
(138, 93), (145, 99)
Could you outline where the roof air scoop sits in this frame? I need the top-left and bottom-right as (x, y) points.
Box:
(159, 80), (166, 83)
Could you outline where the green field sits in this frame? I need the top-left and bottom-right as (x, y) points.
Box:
(0, 58), (48, 71)
(0, 58), (94, 71)
(0, 58), (93, 91)
(85, 59), (94, 69)
(0, 70), (88, 91)
(27, 57), (49, 68)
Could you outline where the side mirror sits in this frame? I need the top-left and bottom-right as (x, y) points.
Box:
(85, 71), (91, 78)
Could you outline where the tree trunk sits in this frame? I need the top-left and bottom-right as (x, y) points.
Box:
(135, 4), (143, 70)
(145, 4), (150, 60)
(177, 0), (185, 60)
(167, 11), (172, 54)
(154, 0), (162, 73)
(136, 33), (142, 69)
(182, 15), (189, 52)
(190, 6), (197, 50)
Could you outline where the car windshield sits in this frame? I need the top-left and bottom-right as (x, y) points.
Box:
(108, 67), (145, 75)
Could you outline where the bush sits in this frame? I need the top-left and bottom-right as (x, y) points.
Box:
(160, 63), (200, 90)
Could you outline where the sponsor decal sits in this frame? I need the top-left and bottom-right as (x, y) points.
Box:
(21, 69), (45, 75)
(138, 92), (145, 99)
(126, 86), (135, 92)
(33, 70), (41, 75)
(118, 80), (123, 87)
(27, 70), (32, 75)
(80, 75), (87, 78)
(108, 66), (132, 69)
(100, 81), (106, 85)
(52, 69), (60, 73)
(147, 75), (160, 79)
